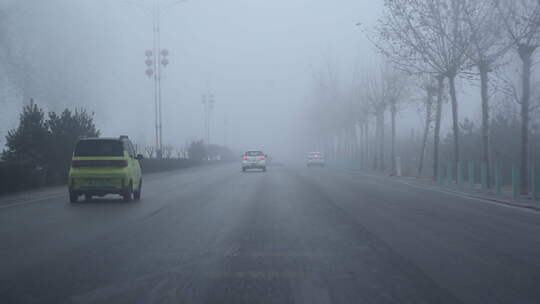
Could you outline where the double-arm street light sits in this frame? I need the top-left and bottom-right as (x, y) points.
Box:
(201, 93), (215, 145)
(127, 0), (185, 158)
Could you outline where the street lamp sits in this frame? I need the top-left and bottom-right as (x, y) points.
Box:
(127, 0), (184, 158)
(201, 93), (215, 145)
(144, 47), (169, 158)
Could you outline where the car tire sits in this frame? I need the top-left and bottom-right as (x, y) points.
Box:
(262, 167), (266, 172)
(134, 179), (142, 200)
(242, 167), (246, 172)
(123, 182), (133, 202)
(69, 191), (78, 203)
(84, 194), (92, 201)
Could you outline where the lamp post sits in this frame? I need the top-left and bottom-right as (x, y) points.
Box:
(144, 48), (169, 157)
(201, 94), (215, 145)
(132, 0), (179, 158)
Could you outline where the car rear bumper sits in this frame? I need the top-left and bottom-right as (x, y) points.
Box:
(242, 165), (266, 169)
(70, 187), (127, 196)
(69, 175), (128, 194)
(242, 161), (266, 168)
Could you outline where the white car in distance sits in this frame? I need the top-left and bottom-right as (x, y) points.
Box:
(242, 150), (267, 172)
(307, 152), (325, 167)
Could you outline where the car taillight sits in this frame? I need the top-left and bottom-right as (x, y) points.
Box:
(260, 156), (265, 160)
(314, 155), (319, 158)
(243, 156), (248, 161)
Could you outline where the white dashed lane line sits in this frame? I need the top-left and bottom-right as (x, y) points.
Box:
(0, 193), (66, 209)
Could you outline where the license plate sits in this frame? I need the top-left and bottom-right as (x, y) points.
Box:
(85, 179), (112, 187)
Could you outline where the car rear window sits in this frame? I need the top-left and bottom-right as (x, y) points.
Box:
(245, 151), (264, 156)
(74, 140), (124, 157)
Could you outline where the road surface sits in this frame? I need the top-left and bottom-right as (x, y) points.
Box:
(1, 163), (539, 304)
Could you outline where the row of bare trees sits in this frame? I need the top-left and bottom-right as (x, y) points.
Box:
(308, 0), (540, 194)
(307, 60), (409, 175)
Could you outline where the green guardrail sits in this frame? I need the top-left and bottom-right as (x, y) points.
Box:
(532, 164), (538, 201)
(480, 162), (487, 193)
(512, 164), (519, 198)
(495, 162), (502, 196)
(457, 161), (463, 189)
(434, 161), (539, 201)
(468, 161), (475, 191)
(447, 162), (453, 187)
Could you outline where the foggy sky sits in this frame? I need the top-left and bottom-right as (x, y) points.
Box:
(0, 0), (496, 158)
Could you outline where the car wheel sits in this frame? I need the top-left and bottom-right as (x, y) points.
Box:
(84, 194), (92, 201)
(69, 191), (78, 203)
(262, 167), (266, 172)
(134, 179), (142, 200)
(123, 182), (133, 202)
(242, 167), (246, 172)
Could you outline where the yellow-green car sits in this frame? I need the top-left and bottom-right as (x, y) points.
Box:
(68, 136), (143, 203)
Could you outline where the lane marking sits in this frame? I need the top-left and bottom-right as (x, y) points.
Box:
(0, 193), (66, 209)
(331, 167), (540, 214)
(0, 164), (236, 210)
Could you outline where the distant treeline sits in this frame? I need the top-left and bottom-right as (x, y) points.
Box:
(307, 0), (540, 194)
(0, 102), (234, 195)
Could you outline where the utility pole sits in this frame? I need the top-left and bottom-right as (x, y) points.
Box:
(141, 0), (172, 158)
(201, 93), (215, 145)
(223, 113), (228, 147)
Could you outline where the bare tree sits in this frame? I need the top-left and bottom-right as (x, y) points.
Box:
(462, 0), (510, 187)
(418, 77), (437, 176)
(308, 54), (343, 159)
(351, 71), (372, 168)
(364, 69), (388, 171)
(373, 0), (473, 177)
(387, 69), (409, 175)
(163, 145), (173, 159)
(144, 145), (155, 158)
(495, 0), (540, 194)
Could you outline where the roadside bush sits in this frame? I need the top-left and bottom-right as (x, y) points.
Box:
(1, 103), (100, 195)
(0, 161), (47, 195)
(188, 140), (207, 161)
(139, 158), (201, 174)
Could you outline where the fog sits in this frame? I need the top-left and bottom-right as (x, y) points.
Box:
(0, 0), (520, 161)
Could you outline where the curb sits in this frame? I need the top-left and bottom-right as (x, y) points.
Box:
(330, 165), (540, 213)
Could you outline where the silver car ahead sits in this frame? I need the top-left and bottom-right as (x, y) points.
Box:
(307, 152), (325, 167)
(242, 150), (267, 172)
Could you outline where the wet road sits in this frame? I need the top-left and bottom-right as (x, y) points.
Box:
(1, 163), (539, 304)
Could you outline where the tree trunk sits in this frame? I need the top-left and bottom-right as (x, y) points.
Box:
(448, 74), (460, 168)
(378, 111), (385, 171)
(374, 115), (380, 170)
(519, 46), (532, 195)
(479, 63), (491, 188)
(433, 76), (444, 181)
(365, 122), (370, 169)
(391, 101), (397, 175)
(353, 125), (359, 162)
(418, 88), (433, 176)
(349, 124), (356, 161)
(358, 122), (365, 168)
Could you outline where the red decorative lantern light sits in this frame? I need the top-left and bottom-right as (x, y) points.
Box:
(160, 49), (169, 57)
(145, 59), (153, 66)
(145, 50), (153, 57)
(145, 68), (154, 76)
(161, 58), (169, 66)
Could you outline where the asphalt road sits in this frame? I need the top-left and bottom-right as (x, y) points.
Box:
(1, 163), (539, 304)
